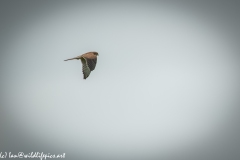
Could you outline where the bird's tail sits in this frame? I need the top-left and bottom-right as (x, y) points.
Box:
(64, 58), (77, 61)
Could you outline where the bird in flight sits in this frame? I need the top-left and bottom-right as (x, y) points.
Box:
(64, 51), (99, 79)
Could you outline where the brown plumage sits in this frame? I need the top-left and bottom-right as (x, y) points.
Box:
(64, 51), (99, 79)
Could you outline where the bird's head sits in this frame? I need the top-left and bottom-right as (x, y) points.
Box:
(92, 52), (99, 56)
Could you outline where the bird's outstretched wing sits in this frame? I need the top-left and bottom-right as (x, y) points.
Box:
(86, 58), (97, 71)
(81, 58), (91, 79)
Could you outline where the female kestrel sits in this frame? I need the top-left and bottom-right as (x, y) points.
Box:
(64, 51), (99, 79)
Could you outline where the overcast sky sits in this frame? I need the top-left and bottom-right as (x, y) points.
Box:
(1, 1), (240, 160)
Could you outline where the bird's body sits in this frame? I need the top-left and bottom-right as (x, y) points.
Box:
(64, 51), (99, 79)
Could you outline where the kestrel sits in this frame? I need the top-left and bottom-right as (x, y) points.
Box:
(64, 51), (99, 79)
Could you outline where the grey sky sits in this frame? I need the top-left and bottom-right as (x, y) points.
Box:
(1, 1), (240, 160)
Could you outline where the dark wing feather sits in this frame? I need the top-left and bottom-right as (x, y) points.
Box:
(86, 58), (97, 71)
(81, 58), (91, 79)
